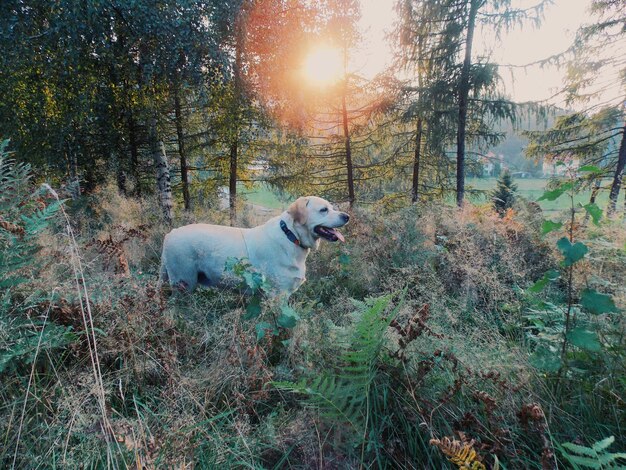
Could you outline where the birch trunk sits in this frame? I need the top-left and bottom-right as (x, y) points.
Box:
(174, 88), (191, 211)
(229, 139), (238, 226)
(149, 117), (173, 225)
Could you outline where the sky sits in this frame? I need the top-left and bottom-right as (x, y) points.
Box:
(354, 0), (593, 104)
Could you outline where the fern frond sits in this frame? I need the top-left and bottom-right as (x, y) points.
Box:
(593, 437), (616, 453)
(0, 216), (25, 236)
(21, 200), (63, 236)
(563, 442), (599, 457)
(561, 436), (626, 469)
(430, 436), (486, 470)
(274, 377), (363, 429)
(0, 142), (73, 373)
(274, 291), (405, 432)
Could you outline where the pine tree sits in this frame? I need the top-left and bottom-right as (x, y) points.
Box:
(491, 170), (517, 215)
(394, 0), (545, 207)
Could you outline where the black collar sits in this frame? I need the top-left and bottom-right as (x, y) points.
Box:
(280, 219), (306, 249)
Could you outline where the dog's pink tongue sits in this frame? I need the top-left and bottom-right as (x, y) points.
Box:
(335, 230), (345, 242)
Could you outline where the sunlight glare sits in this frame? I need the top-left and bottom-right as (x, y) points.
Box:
(302, 46), (343, 87)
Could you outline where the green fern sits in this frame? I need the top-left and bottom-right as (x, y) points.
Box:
(560, 436), (626, 469)
(0, 142), (62, 285)
(0, 140), (74, 373)
(274, 375), (364, 429)
(274, 292), (404, 432)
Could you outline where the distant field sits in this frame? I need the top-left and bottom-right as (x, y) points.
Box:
(238, 182), (289, 210)
(240, 178), (613, 219)
(466, 177), (612, 217)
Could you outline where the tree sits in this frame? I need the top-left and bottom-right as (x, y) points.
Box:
(567, 0), (626, 215)
(524, 1), (625, 216)
(209, 0), (317, 224)
(394, 0), (462, 203)
(317, 0), (362, 208)
(0, 0), (238, 219)
(567, 0), (625, 216)
(524, 109), (621, 208)
(491, 170), (517, 215)
(394, 0), (543, 207)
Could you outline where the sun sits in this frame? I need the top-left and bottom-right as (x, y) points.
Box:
(302, 45), (344, 87)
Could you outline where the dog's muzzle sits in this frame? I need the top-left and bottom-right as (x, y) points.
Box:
(313, 213), (349, 242)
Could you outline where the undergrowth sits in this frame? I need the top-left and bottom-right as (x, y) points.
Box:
(1, 144), (625, 469)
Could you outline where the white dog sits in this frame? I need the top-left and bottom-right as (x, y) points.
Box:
(159, 196), (350, 295)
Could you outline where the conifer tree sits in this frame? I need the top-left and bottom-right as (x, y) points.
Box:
(491, 170), (517, 215)
(525, 0), (625, 216)
(394, 0), (545, 206)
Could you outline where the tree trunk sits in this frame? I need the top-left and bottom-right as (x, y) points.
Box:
(229, 138), (238, 226)
(174, 88), (191, 211)
(116, 152), (127, 195)
(456, 0), (480, 207)
(589, 178), (601, 206)
(583, 178), (602, 224)
(411, 118), (423, 203)
(149, 116), (173, 225)
(341, 92), (355, 208)
(66, 133), (80, 200)
(128, 113), (141, 196)
(228, 12), (245, 226)
(607, 125), (626, 216)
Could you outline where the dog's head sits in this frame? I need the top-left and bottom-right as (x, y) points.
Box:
(287, 196), (350, 249)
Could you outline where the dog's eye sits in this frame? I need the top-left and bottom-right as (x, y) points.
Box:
(320, 207), (328, 213)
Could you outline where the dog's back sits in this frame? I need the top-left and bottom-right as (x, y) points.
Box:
(161, 224), (250, 290)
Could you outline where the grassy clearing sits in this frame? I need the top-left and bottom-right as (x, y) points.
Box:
(239, 182), (290, 209)
(240, 177), (615, 219)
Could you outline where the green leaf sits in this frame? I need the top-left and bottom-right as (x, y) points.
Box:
(541, 219), (563, 235)
(562, 453), (604, 467)
(578, 165), (602, 173)
(538, 182), (573, 201)
(243, 270), (265, 291)
(562, 441), (596, 457)
(339, 253), (350, 265)
(580, 289), (620, 315)
(255, 321), (273, 341)
(529, 345), (561, 372)
(556, 237), (588, 266)
(528, 269), (560, 293)
(243, 295), (262, 320)
(224, 257), (245, 274)
(591, 436), (614, 453)
(583, 203), (602, 226)
(277, 304), (299, 329)
(567, 327), (602, 352)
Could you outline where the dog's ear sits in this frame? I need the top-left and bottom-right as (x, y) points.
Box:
(288, 197), (309, 224)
